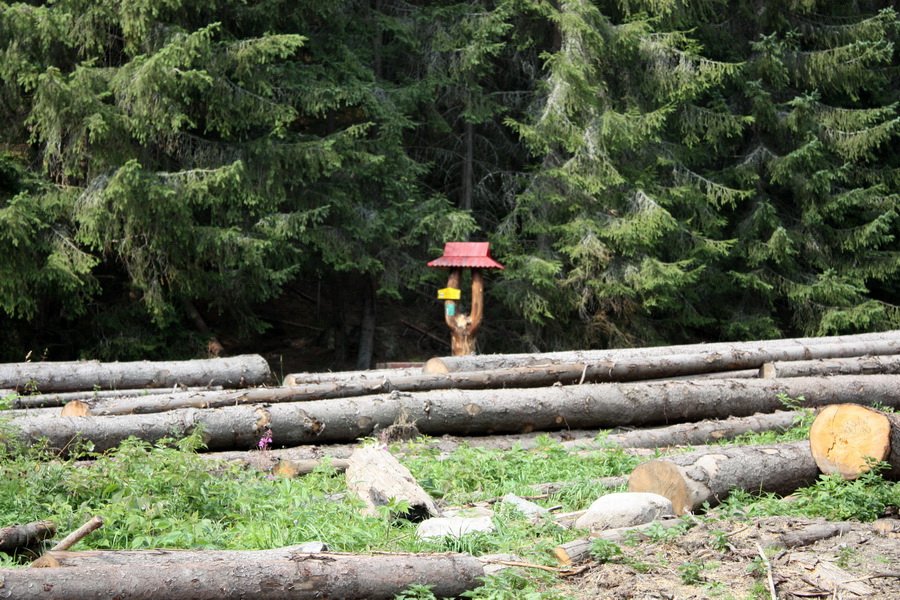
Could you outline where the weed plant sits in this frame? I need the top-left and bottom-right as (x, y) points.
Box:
(400, 435), (640, 506)
(717, 466), (899, 522)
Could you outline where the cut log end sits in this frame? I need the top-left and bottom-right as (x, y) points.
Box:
(60, 400), (91, 417)
(810, 404), (893, 480)
(628, 461), (697, 515)
(422, 357), (449, 374)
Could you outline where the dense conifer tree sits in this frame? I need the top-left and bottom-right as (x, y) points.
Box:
(495, 0), (900, 347)
(0, 0), (897, 360)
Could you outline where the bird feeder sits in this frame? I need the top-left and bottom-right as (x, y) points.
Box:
(427, 242), (504, 356)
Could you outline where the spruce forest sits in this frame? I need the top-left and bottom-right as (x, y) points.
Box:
(1, 0), (899, 365)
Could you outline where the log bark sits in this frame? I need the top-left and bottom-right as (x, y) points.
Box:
(0, 355), (272, 393)
(553, 519), (685, 566)
(283, 368), (422, 387)
(29, 543), (328, 569)
(12, 387), (224, 409)
(0, 552), (485, 600)
(423, 330), (900, 373)
(809, 403), (900, 480)
(10, 375), (900, 454)
(627, 440), (820, 514)
(596, 411), (801, 449)
(760, 354), (900, 378)
(345, 446), (441, 520)
(0, 521), (56, 555)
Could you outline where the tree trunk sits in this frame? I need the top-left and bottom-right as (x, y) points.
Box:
(461, 121), (474, 211)
(11, 375), (900, 454)
(30, 544), (329, 569)
(345, 446), (441, 521)
(0, 355), (272, 393)
(423, 330), (900, 373)
(627, 440), (819, 514)
(181, 299), (224, 357)
(355, 276), (377, 370)
(0, 521), (56, 555)
(809, 403), (900, 480)
(760, 354), (900, 378)
(0, 552), (485, 600)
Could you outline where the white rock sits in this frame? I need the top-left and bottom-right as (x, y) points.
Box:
(574, 492), (675, 531)
(416, 516), (495, 539)
(501, 493), (549, 517)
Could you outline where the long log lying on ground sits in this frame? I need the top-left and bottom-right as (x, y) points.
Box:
(760, 354), (900, 379)
(204, 412), (802, 474)
(809, 403), (900, 480)
(283, 367), (423, 387)
(30, 543), (329, 568)
(10, 375), (900, 454)
(11, 386), (224, 409)
(423, 330), (900, 373)
(0, 355), (272, 393)
(628, 440), (820, 514)
(576, 411), (802, 449)
(0, 552), (485, 600)
(55, 337), (900, 417)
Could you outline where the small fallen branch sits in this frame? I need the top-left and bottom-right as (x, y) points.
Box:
(754, 542), (778, 600)
(50, 516), (104, 552)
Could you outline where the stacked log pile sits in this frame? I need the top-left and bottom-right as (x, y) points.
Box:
(3, 331), (900, 598)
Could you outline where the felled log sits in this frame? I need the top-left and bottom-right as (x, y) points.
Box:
(345, 446), (441, 520)
(627, 440), (819, 514)
(760, 354), (900, 378)
(809, 403), (900, 480)
(425, 338), (900, 382)
(10, 375), (900, 454)
(423, 330), (900, 373)
(553, 519), (685, 566)
(12, 386), (224, 409)
(0, 552), (485, 600)
(283, 367), (423, 387)
(595, 411), (801, 449)
(0, 520), (56, 555)
(30, 543), (328, 568)
(0, 355), (272, 393)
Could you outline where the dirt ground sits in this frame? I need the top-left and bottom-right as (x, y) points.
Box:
(564, 515), (900, 600)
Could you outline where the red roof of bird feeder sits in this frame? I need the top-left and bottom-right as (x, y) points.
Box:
(427, 242), (505, 270)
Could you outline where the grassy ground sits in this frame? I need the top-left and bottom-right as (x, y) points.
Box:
(1, 398), (898, 599)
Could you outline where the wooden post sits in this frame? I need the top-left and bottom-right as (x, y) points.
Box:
(429, 242), (503, 356)
(443, 269), (484, 356)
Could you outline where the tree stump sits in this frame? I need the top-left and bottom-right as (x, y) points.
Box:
(809, 403), (900, 480)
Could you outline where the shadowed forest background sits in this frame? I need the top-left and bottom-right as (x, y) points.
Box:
(1, 0), (898, 371)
